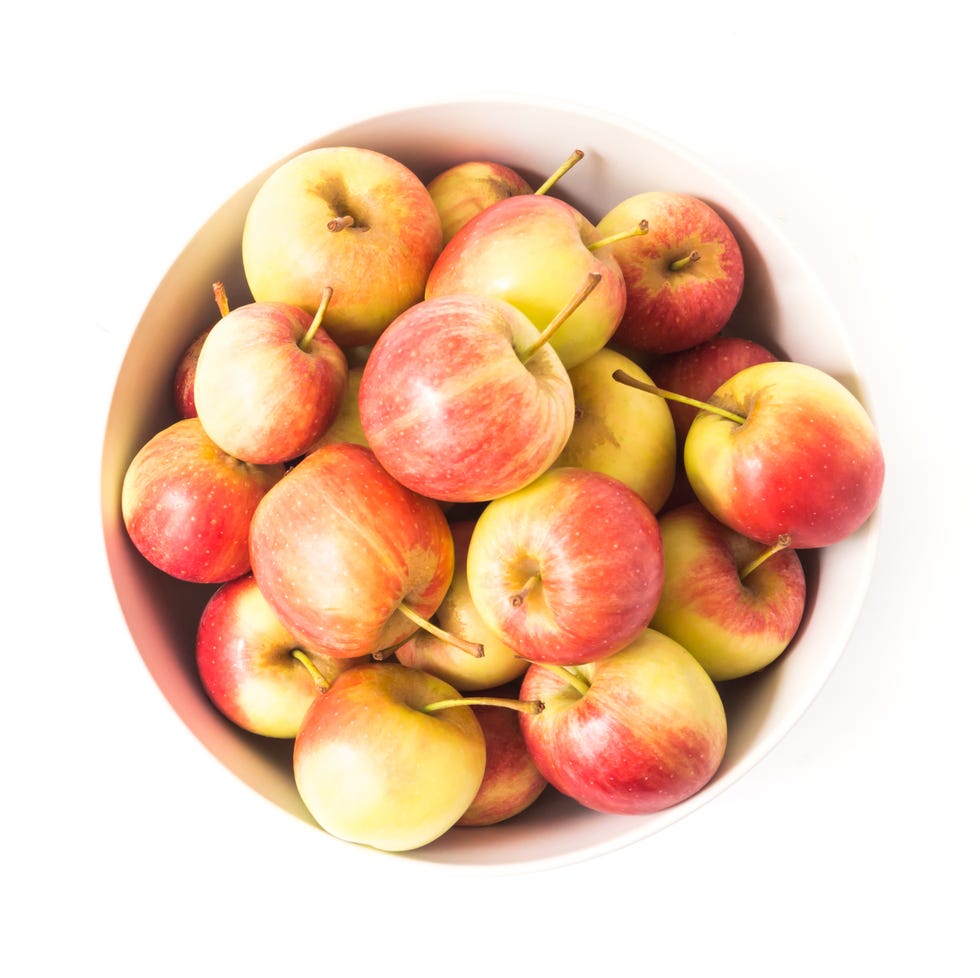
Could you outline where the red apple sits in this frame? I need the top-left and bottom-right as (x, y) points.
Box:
(519, 628), (727, 815)
(649, 502), (807, 680)
(597, 191), (744, 354)
(427, 160), (533, 243)
(241, 145), (443, 348)
(466, 467), (665, 666)
(173, 327), (210, 419)
(121, 417), (284, 583)
(248, 442), (456, 659)
(196, 573), (363, 738)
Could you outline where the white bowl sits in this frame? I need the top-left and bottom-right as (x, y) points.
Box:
(100, 97), (880, 872)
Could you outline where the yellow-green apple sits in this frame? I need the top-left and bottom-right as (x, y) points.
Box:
(304, 363), (368, 452)
(466, 467), (665, 666)
(193, 290), (348, 465)
(551, 346), (676, 513)
(241, 146), (443, 348)
(293, 661), (487, 852)
(248, 442), (456, 659)
(457, 693), (548, 827)
(518, 628), (727, 814)
(196, 573), (363, 738)
(396, 522), (529, 692)
(358, 291), (575, 503)
(424, 193), (629, 369)
(680, 360), (885, 548)
(597, 191), (744, 355)
(427, 160), (533, 243)
(649, 502), (806, 681)
(121, 417), (284, 584)
(647, 335), (778, 509)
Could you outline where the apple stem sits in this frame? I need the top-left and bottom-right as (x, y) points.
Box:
(290, 650), (332, 693)
(534, 149), (585, 195)
(669, 250), (702, 272)
(397, 602), (485, 658)
(587, 219), (648, 251)
(327, 214), (356, 232)
(422, 696), (545, 716)
(611, 369), (747, 425)
(739, 534), (792, 581)
(510, 573), (541, 608)
(212, 281), (230, 317)
(299, 287), (334, 352)
(519, 272), (602, 364)
(534, 661), (591, 698)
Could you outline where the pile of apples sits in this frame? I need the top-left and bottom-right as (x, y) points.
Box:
(121, 143), (885, 854)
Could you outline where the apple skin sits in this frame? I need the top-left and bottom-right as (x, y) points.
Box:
(193, 300), (348, 465)
(304, 364), (368, 452)
(424, 193), (627, 369)
(396, 522), (529, 692)
(121, 417), (285, 584)
(519, 628), (727, 815)
(173, 327), (210, 419)
(456, 696), (548, 827)
(293, 661), (486, 852)
(684, 360), (885, 549)
(649, 502), (807, 681)
(359, 293), (574, 503)
(551, 346), (676, 513)
(597, 191), (744, 355)
(466, 467), (665, 666)
(196, 573), (364, 738)
(427, 160), (532, 244)
(241, 146), (444, 348)
(248, 442), (455, 659)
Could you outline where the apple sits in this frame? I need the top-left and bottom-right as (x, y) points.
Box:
(678, 360), (886, 548)
(649, 502), (807, 680)
(551, 346), (676, 512)
(173, 327), (209, 419)
(193, 288), (348, 465)
(304, 363), (368, 452)
(424, 193), (632, 369)
(427, 160), (533, 243)
(519, 628), (727, 815)
(241, 145), (444, 348)
(457, 692), (548, 827)
(293, 661), (488, 852)
(248, 442), (458, 659)
(596, 191), (744, 354)
(121, 417), (285, 583)
(396, 521), (529, 691)
(358, 289), (577, 503)
(196, 573), (364, 738)
(466, 466), (665, 666)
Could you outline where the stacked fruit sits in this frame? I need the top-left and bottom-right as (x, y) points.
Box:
(120, 144), (885, 853)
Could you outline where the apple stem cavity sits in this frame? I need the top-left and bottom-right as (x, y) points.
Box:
(669, 250), (702, 272)
(587, 219), (649, 252)
(519, 272), (602, 364)
(299, 287), (334, 352)
(397, 601), (485, 658)
(212, 281), (230, 318)
(421, 695), (545, 716)
(738, 534), (793, 581)
(535, 661), (591, 698)
(290, 649), (332, 693)
(534, 149), (585, 196)
(611, 369), (747, 425)
(510, 573), (541, 608)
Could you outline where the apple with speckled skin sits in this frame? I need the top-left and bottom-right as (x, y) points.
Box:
(649, 502), (806, 681)
(597, 191), (744, 355)
(466, 467), (665, 666)
(427, 160), (533, 243)
(242, 146), (443, 348)
(248, 442), (455, 659)
(121, 417), (284, 584)
(683, 360), (885, 549)
(519, 628), (727, 815)
(196, 573), (364, 738)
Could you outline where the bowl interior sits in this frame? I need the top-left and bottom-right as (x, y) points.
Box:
(101, 98), (879, 872)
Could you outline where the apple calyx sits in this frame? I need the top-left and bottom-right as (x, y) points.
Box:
(421, 695), (545, 716)
(298, 286), (334, 352)
(587, 219), (649, 252)
(738, 534), (792, 581)
(519, 272), (603, 364)
(291, 649), (332, 693)
(397, 601), (485, 659)
(534, 149), (585, 196)
(212, 281), (230, 318)
(611, 369), (747, 426)
(669, 250), (702, 272)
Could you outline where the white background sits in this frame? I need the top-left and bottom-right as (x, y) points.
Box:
(4, 2), (976, 974)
